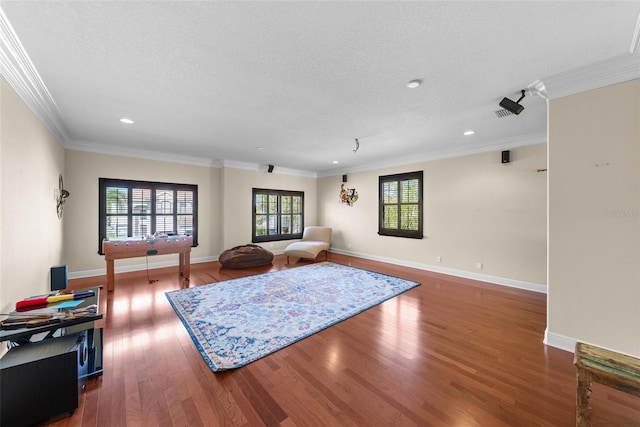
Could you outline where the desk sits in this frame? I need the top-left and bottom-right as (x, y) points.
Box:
(102, 235), (192, 291)
(0, 286), (102, 348)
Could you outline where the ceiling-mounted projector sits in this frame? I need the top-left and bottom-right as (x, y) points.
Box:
(499, 89), (526, 115)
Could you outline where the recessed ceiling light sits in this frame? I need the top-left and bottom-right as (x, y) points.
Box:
(463, 130), (475, 136)
(406, 79), (422, 89)
(257, 147), (264, 150)
(120, 118), (134, 124)
(332, 161), (339, 164)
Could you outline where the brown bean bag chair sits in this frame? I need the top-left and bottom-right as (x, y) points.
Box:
(219, 244), (274, 269)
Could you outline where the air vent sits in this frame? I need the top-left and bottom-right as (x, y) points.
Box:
(494, 109), (514, 118)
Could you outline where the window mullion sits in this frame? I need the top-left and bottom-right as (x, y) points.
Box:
(127, 187), (133, 237)
(151, 187), (156, 234)
(173, 186), (178, 234)
(396, 181), (401, 230)
(277, 194), (281, 235)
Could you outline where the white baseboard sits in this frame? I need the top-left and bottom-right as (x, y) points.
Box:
(68, 248), (545, 296)
(328, 248), (547, 294)
(543, 330), (576, 353)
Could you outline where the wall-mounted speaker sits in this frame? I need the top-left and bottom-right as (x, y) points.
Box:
(267, 164), (274, 173)
(51, 265), (68, 291)
(342, 175), (348, 183)
(501, 150), (510, 164)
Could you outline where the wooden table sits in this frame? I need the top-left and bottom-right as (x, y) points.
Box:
(574, 342), (640, 426)
(102, 235), (192, 291)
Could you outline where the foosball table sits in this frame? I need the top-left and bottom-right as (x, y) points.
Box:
(102, 235), (192, 291)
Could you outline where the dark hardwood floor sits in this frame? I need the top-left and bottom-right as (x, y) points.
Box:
(46, 253), (638, 426)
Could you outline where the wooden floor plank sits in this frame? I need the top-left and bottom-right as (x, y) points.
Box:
(39, 253), (640, 426)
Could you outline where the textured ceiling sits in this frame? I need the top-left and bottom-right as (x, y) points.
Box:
(1, 1), (639, 175)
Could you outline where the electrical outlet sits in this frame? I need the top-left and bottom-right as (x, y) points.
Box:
(476, 262), (483, 269)
(436, 256), (442, 263)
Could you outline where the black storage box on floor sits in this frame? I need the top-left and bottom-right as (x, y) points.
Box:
(0, 333), (86, 426)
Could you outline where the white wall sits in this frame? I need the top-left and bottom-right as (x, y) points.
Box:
(0, 76), (65, 312)
(64, 153), (318, 276)
(547, 79), (640, 357)
(221, 167), (317, 252)
(319, 143), (547, 288)
(64, 150), (222, 275)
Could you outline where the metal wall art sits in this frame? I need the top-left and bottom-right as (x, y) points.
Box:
(339, 184), (358, 206)
(56, 174), (70, 219)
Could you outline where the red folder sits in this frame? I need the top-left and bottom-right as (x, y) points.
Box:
(15, 297), (48, 309)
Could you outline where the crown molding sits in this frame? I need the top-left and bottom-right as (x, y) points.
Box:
(0, 7), (71, 144)
(64, 142), (318, 176)
(318, 131), (547, 177)
(65, 139), (222, 168)
(533, 52), (640, 101)
(220, 159), (260, 171)
(221, 159), (317, 178)
(631, 12), (640, 54)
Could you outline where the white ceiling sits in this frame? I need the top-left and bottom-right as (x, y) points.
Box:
(1, 1), (639, 175)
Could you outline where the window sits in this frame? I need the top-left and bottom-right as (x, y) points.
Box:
(379, 171), (423, 239)
(98, 178), (198, 254)
(252, 188), (304, 243)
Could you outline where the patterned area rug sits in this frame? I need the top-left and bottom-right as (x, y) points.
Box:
(165, 262), (420, 371)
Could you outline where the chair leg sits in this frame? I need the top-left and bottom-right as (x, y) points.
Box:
(287, 256), (290, 264)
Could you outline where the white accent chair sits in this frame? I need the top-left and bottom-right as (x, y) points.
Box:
(283, 226), (332, 264)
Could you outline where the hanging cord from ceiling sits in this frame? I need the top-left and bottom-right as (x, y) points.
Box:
(146, 256), (158, 284)
(353, 138), (360, 154)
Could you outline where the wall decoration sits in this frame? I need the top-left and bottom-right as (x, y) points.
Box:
(340, 184), (358, 206)
(55, 173), (70, 219)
